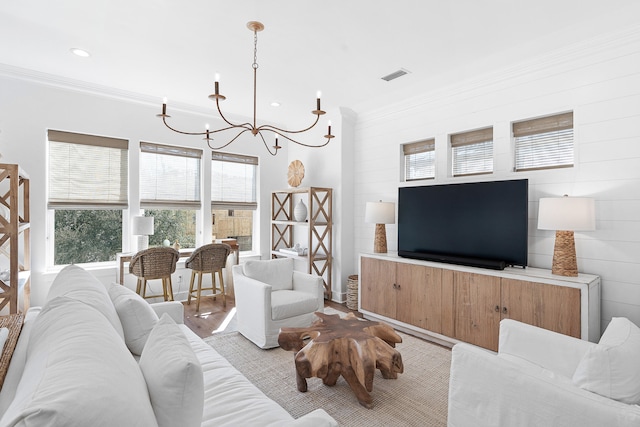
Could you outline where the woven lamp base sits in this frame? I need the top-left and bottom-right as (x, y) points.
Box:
(552, 230), (578, 277)
(373, 223), (387, 253)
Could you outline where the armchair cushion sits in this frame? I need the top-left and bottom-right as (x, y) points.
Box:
(573, 317), (640, 404)
(243, 258), (294, 291)
(271, 290), (321, 321)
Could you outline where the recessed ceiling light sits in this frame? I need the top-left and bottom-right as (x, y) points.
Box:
(70, 48), (91, 58)
(270, 101), (281, 107)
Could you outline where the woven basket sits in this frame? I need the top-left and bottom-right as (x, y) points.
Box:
(346, 275), (359, 310)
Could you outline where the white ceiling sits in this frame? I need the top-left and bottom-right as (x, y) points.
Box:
(1, 0), (638, 128)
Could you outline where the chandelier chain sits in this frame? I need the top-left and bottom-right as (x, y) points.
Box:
(253, 30), (259, 69)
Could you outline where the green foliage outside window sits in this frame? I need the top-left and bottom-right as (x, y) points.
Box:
(54, 210), (122, 265)
(146, 209), (196, 249)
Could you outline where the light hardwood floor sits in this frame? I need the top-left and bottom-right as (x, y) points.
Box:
(182, 296), (360, 339)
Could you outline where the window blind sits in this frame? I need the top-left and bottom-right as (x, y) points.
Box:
(48, 130), (129, 209)
(451, 127), (493, 176)
(211, 151), (258, 210)
(514, 112), (574, 171)
(403, 139), (435, 181)
(139, 142), (202, 208)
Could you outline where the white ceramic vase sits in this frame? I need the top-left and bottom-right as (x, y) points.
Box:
(294, 199), (308, 222)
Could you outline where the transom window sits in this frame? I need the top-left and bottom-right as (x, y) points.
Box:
(513, 112), (574, 171)
(403, 139), (435, 181)
(451, 127), (493, 177)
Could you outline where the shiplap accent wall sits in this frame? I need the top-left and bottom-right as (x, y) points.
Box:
(353, 27), (640, 331)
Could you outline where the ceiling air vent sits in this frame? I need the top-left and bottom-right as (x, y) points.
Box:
(381, 68), (410, 82)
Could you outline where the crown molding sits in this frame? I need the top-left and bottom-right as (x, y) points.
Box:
(0, 63), (256, 123)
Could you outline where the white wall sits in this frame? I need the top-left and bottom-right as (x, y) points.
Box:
(352, 25), (640, 331)
(0, 72), (288, 305)
(286, 107), (357, 301)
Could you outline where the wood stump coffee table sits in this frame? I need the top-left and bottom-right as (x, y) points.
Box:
(278, 311), (403, 408)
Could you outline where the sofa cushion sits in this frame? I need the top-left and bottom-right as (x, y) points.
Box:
(243, 258), (294, 291)
(0, 296), (157, 427)
(46, 264), (124, 339)
(106, 282), (159, 355)
(139, 314), (204, 427)
(572, 317), (640, 404)
(271, 290), (320, 321)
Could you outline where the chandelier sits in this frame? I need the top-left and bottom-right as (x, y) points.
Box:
(157, 21), (334, 156)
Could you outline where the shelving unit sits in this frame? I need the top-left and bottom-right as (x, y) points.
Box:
(271, 187), (332, 298)
(0, 164), (30, 314)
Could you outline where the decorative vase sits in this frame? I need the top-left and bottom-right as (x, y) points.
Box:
(163, 239), (171, 247)
(294, 199), (308, 222)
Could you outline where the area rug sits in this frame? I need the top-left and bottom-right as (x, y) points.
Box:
(203, 313), (450, 426)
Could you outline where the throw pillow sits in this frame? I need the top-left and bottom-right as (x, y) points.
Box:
(107, 282), (159, 355)
(572, 317), (640, 404)
(243, 257), (294, 291)
(139, 314), (204, 427)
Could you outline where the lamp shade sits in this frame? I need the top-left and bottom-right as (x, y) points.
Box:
(132, 216), (154, 236)
(365, 201), (395, 224)
(538, 197), (595, 231)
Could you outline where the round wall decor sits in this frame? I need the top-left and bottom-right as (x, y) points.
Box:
(287, 160), (305, 187)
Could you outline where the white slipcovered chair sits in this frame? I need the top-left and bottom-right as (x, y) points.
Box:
(232, 257), (324, 349)
(448, 317), (640, 427)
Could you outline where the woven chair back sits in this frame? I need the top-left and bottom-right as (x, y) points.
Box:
(185, 243), (231, 273)
(129, 247), (180, 280)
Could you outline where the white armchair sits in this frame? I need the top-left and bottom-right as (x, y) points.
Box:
(232, 258), (324, 349)
(448, 318), (640, 427)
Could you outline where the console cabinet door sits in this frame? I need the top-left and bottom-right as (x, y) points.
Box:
(501, 278), (581, 339)
(453, 271), (501, 351)
(396, 264), (442, 333)
(360, 257), (397, 319)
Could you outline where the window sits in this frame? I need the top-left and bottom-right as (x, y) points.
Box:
(514, 112), (574, 171)
(47, 130), (128, 265)
(145, 209), (197, 248)
(451, 127), (493, 177)
(211, 152), (258, 252)
(403, 139), (435, 181)
(139, 142), (202, 249)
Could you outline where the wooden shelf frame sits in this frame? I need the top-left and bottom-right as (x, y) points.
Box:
(271, 187), (333, 298)
(0, 164), (30, 314)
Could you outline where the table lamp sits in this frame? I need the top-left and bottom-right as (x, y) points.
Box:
(132, 216), (154, 251)
(537, 195), (595, 277)
(365, 201), (395, 253)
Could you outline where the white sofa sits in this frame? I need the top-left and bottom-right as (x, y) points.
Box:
(232, 258), (324, 349)
(448, 318), (640, 427)
(0, 265), (337, 427)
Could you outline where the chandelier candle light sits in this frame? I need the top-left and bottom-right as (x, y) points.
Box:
(157, 21), (334, 156)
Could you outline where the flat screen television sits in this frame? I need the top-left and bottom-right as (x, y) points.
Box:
(397, 179), (528, 270)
